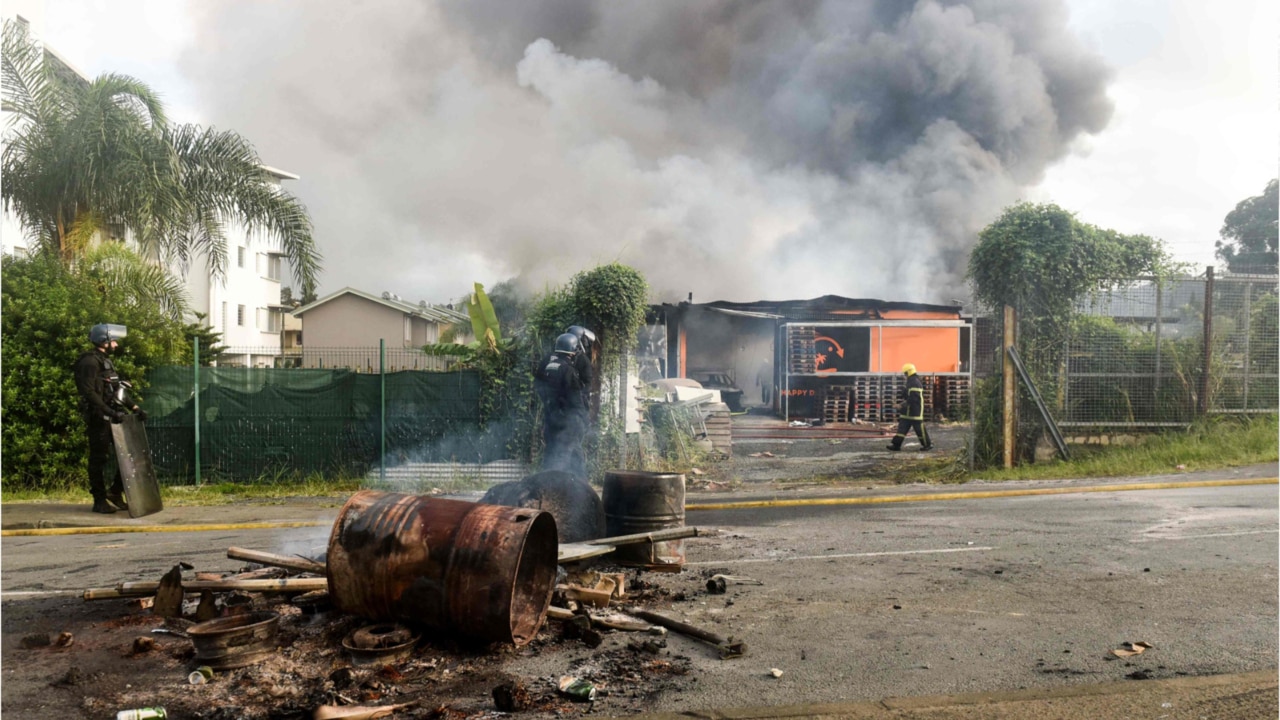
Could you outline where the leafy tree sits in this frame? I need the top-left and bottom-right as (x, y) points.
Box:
(184, 312), (228, 365)
(568, 263), (650, 381)
(967, 202), (1174, 466)
(1, 20), (322, 294)
(1215, 179), (1278, 274)
(1, 249), (189, 487)
(433, 265), (652, 472)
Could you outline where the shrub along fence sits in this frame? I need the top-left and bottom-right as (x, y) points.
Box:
(144, 343), (492, 483)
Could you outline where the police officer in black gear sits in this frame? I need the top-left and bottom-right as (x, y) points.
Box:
(565, 325), (596, 404)
(887, 363), (931, 451)
(541, 333), (589, 479)
(74, 324), (146, 514)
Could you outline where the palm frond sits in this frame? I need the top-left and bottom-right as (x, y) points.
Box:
(77, 243), (189, 322)
(167, 124), (321, 291)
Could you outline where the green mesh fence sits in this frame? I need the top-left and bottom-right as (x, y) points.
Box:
(144, 367), (486, 482)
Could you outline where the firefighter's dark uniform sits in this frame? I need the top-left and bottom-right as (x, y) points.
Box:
(541, 351), (589, 479)
(73, 349), (127, 503)
(888, 372), (931, 451)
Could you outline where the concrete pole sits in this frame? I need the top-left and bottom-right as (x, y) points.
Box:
(1002, 305), (1016, 469)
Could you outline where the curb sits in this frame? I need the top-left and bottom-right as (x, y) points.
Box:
(1, 520), (329, 537)
(612, 670), (1279, 719)
(687, 477), (1278, 511)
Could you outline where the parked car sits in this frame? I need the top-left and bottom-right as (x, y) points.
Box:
(695, 371), (746, 412)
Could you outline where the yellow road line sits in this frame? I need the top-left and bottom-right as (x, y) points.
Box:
(686, 477), (1278, 511)
(1, 520), (328, 537)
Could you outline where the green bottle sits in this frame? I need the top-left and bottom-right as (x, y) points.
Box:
(558, 675), (597, 702)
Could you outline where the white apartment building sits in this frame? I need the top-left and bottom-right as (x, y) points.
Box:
(2, 5), (297, 367)
(182, 166), (298, 368)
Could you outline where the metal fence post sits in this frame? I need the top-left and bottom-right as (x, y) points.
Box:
(1199, 266), (1215, 416)
(380, 338), (386, 484)
(1154, 282), (1163, 416)
(1242, 279), (1252, 410)
(194, 337), (201, 485)
(968, 316), (976, 471)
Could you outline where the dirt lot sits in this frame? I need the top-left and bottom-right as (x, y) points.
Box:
(2, 564), (730, 719)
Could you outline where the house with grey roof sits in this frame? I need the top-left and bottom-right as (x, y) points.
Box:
(291, 287), (472, 371)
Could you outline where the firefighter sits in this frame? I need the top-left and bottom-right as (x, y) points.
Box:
(541, 333), (589, 479)
(887, 362), (931, 451)
(73, 324), (147, 513)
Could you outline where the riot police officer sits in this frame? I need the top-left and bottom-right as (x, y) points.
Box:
(565, 325), (596, 407)
(74, 324), (146, 513)
(541, 333), (589, 479)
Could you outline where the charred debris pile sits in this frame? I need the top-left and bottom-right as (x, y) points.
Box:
(70, 489), (751, 719)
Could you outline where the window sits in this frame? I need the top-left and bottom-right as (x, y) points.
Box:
(237, 247), (246, 268)
(266, 255), (282, 281)
(221, 302), (228, 335)
(237, 304), (245, 326)
(266, 310), (282, 333)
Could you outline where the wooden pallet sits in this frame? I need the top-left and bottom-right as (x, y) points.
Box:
(702, 405), (733, 457)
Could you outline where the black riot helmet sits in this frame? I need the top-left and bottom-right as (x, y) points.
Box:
(89, 323), (128, 347)
(566, 325), (596, 353)
(554, 333), (581, 356)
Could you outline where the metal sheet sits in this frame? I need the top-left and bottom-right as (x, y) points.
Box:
(111, 415), (163, 518)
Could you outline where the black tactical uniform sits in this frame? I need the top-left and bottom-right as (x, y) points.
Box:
(73, 348), (128, 507)
(541, 350), (588, 479)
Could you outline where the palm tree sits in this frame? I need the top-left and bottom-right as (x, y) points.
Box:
(1, 20), (322, 294)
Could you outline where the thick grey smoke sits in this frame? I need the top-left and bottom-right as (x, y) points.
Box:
(181, 0), (1111, 304)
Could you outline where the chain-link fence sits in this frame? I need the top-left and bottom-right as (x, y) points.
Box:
(1209, 273), (1279, 413)
(142, 345), (501, 483)
(977, 267), (1277, 433)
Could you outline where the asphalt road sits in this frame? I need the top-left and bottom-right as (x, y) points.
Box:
(509, 479), (1279, 712)
(2, 477), (1276, 717)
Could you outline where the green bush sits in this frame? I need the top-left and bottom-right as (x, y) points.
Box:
(2, 253), (188, 488)
(521, 264), (650, 478)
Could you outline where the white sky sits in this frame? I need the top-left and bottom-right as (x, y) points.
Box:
(22, 0), (1280, 279)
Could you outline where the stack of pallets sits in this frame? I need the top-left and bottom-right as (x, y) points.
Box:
(702, 404), (733, 457)
(822, 386), (853, 424)
(788, 327), (816, 374)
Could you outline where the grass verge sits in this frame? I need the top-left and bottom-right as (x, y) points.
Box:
(958, 414), (1278, 483)
(3, 475), (364, 506)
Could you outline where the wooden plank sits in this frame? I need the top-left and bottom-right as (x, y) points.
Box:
(227, 547), (326, 575)
(559, 543), (616, 563)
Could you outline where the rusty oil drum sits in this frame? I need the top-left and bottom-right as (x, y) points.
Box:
(602, 471), (686, 568)
(326, 491), (558, 646)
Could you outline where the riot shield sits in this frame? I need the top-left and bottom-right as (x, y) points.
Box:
(111, 414), (164, 518)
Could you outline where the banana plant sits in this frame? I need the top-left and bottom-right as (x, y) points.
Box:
(422, 282), (504, 364)
(467, 282), (502, 353)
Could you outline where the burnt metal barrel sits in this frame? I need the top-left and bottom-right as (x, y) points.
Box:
(326, 491), (558, 646)
(602, 471), (686, 569)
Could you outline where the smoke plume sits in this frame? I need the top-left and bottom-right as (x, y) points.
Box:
(181, 0), (1111, 304)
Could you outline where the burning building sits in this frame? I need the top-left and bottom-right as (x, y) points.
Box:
(650, 296), (970, 422)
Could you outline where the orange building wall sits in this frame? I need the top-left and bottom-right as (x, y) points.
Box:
(870, 327), (961, 373)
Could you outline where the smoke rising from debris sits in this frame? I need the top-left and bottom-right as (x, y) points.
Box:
(182, 0), (1111, 304)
